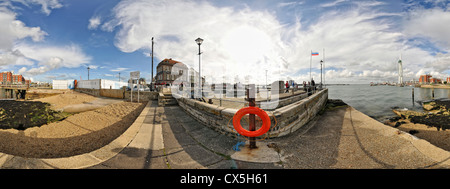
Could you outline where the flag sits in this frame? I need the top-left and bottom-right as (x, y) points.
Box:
(311, 52), (319, 56)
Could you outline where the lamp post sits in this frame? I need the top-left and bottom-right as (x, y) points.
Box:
(87, 66), (90, 80)
(195, 37), (203, 98)
(151, 37), (154, 91)
(320, 60), (323, 88)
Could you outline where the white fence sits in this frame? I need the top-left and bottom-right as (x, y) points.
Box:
(101, 79), (128, 89)
(77, 79), (128, 89)
(52, 80), (75, 89)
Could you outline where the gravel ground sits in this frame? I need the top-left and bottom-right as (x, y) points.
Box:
(0, 92), (146, 158)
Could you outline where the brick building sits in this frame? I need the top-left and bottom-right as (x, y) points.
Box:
(0, 71), (13, 84)
(12, 74), (24, 84)
(419, 74), (432, 84)
(0, 71), (27, 85)
(155, 58), (187, 86)
(430, 78), (442, 84)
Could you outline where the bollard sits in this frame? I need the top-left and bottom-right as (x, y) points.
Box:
(247, 84), (257, 149)
(432, 88), (435, 99)
(412, 87), (415, 106)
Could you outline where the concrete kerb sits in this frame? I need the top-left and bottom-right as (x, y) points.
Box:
(0, 101), (151, 169)
(348, 106), (450, 167)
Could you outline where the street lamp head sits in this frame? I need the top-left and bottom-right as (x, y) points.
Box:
(195, 37), (203, 45)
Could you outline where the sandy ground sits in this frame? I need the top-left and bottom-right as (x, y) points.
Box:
(31, 91), (97, 110)
(386, 119), (450, 151)
(0, 92), (146, 158)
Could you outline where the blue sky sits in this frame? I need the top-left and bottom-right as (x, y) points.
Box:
(0, 0), (449, 84)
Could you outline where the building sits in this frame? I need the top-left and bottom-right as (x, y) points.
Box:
(0, 71), (12, 84)
(430, 78), (442, 84)
(12, 74), (24, 84)
(419, 74), (432, 84)
(447, 77), (450, 84)
(0, 71), (27, 85)
(155, 58), (187, 86)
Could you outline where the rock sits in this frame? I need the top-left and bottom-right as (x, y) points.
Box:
(423, 102), (436, 111)
(389, 117), (401, 122)
(392, 109), (425, 119)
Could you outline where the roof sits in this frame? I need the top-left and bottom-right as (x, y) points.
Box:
(157, 58), (183, 67)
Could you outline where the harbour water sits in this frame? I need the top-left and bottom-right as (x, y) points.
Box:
(326, 84), (450, 122)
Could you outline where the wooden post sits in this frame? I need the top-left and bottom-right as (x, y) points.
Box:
(247, 84), (257, 149)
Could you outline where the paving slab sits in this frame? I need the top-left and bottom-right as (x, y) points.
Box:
(231, 142), (280, 163)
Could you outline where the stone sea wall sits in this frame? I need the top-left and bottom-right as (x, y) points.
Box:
(174, 88), (328, 138)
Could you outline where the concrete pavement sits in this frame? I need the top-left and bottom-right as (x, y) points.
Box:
(1, 100), (449, 169)
(90, 100), (450, 169)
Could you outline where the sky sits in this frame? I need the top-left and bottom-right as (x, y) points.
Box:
(0, 0), (449, 84)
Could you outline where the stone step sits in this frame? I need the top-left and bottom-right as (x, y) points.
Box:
(158, 92), (178, 106)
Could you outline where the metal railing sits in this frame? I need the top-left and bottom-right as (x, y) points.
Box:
(204, 86), (323, 109)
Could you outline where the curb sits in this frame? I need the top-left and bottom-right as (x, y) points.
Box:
(349, 106), (450, 167)
(0, 101), (151, 169)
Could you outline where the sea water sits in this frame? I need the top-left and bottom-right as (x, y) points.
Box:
(326, 84), (450, 122)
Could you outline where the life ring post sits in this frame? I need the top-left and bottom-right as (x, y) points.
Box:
(247, 84), (257, 149)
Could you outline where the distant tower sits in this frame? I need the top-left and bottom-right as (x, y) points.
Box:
(398, 55), (403, 85)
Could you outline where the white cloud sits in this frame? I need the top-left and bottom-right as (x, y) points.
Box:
(320, 0), (347, 8)
(12, 43), (91, 76)
(88, 16), (101, 30)
(101, 0), (447, 84)
(12, 0), (63, 15)
(403, 7), (450, 50)
(277, 1), (304, 8)
(0, 9), (47, 50)
(15, 43), (91, 68)
(110, 67), (129, 72)
(87, 65), (99, 69)
(425, 53), (450, 73)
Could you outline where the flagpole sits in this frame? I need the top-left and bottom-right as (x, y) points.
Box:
(310, 50), (312, 81)
(323, 48), (325, 87)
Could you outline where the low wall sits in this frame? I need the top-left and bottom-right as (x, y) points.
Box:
(175, 88), (328, 138)
(101, 89), (124, 99)
(75, 88), (158, 101)
(124, 91), (159, 101)
(75, 88), (100, 97)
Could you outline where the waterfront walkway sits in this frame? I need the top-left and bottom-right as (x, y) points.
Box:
(1, 100), (449, 169)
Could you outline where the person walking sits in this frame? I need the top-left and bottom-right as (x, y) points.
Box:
(303, 81), (306, 92)
(285, 81), (290, 93)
